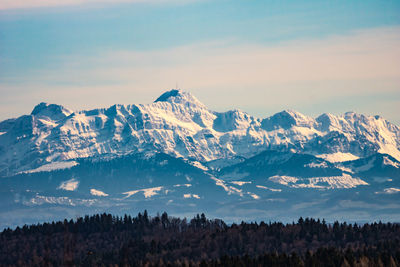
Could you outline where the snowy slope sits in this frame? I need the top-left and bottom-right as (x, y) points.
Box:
(1, 150), (400, 229)
(0, 89), (399, 176)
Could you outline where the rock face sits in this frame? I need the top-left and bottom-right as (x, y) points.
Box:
(0, 89), (399, 176)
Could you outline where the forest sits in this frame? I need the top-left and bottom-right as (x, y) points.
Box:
(1, 212), (399, 266)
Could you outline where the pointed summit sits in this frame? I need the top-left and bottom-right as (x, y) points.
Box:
(154, 89), (206, 108)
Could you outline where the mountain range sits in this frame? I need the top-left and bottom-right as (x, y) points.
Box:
(0, 89), (399, 228)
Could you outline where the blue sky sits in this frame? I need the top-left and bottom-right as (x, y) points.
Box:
(1, 0), (400, 123)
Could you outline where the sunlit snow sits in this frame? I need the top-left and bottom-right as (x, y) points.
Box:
(248, 192), (260, 199)
(210, 176), (243, 196)
(23, 195), (96, 206)
(231, 181), (251, 186)
(173, 184), (192, 187)
(183, 194), (200, 199)
(24, 161), (78, 174)
(304, 162), (328, 168)
(375, 188), (400, 194)
(90, 189), (109, 196)
(269, 176), (298, 185)
(256, 185), (282, 192)
(123, 186), (163, 198)
(57, 178), (79, 191)
(316, 153), (359, 163)
(2, 90), (400, 176)
(269, 174), (368, 189)
(383, 156), (400, 168)
(189, 161), (208, 171)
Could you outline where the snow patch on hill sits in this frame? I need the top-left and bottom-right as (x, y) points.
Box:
(269, 176), (298, 185)
(174, 184), (192, 188)
(256, 185), (282, 192)
(231, 181), (251, 186)
(383, 156), (400, 168)
(336, 166), (354, 173)
(316, 153), (359, 163)
(57, 178), (79, 191)
(24, 195), (96, 206)
(304, 162), (329, 168)
(23, 161), (78, 174)
(90, 189), (109, 197)
(123, 186), (164, 198)
(375, 188), (400, 194)
(211, 177), (244, 196)
(269, 174), (368, 189)
(248, 192), (260, 199)
(183, 193), (200, 199)
(189, 161), (208, 171)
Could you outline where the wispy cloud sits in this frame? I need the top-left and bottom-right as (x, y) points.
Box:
(1, 26), (400, 123)
(0, 0), (194, 10)
(46, 26), (400, 88)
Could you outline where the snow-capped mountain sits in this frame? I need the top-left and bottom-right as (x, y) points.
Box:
(1, 89), (400, 228)
(1, 89), (399, 176)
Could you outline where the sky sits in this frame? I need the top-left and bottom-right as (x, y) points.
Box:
(1, 0), (400, 124)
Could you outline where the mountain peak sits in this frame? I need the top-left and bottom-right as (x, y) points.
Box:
(31, 102), (72, 121)
(343, 111), (365, 120)
(154, 89), (206, 108)
(154, 89), (181, 102)
(31, 102), (49, 115)
(261, 109), (315, 130)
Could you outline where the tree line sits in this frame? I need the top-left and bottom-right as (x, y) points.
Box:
(0, 212), (399, 266)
